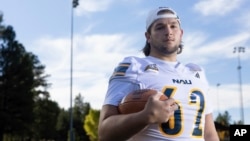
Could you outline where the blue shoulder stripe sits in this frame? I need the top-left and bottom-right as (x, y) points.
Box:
(112, 63), (131, 77)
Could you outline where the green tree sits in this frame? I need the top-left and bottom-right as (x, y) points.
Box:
(215, 111), (231, 141)
(216, 111), (231, 127)
(84, 109), (100, 141)
(233, 119), (243, 125)
(73, 93), (90, 141)
(32, 97), (60, 140)
(0, 14), (50, 141)
(56, 108), (70, 141)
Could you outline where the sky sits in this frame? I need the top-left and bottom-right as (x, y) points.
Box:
(1, 0), (250, 124)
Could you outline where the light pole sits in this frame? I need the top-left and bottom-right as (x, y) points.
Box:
(0, 11), (3, 22)
(216, 83), (220, 114)
(70, 1), (79, 141)
(233, 46), (245, 124)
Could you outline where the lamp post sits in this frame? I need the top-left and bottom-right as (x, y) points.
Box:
(70, 1), (79, 141)
(233, 46), (245, 124)
(0, 11), (3, 22)
(216, 83), (220, 114)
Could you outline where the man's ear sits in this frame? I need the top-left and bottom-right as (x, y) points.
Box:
(145, 32), (151, 43)
(180, 29), (183, 38)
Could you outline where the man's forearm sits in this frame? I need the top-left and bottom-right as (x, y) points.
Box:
(99, 111), (148, 141)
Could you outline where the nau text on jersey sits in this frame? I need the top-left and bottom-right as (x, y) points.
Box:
(172, 79), (192, 84)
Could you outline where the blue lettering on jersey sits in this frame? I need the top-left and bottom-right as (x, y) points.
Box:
(172, 79), (192, 84)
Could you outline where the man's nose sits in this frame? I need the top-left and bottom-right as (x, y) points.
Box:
(164, 26), (172, 35)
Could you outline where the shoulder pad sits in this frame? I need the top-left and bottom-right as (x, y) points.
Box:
(110, 56), (141, 80)
(185, 63), (202, 71)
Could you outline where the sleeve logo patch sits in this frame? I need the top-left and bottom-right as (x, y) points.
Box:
(144, 64), (159, 72)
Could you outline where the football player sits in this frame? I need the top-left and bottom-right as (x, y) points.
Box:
(98, 7), (219, 141)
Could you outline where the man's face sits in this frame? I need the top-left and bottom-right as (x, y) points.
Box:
(146, 18), (183, 56)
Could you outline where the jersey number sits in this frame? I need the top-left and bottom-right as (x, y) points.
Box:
(160, 86), (205, 138)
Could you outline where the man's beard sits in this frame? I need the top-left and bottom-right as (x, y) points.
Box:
(152, 44), (179, 55)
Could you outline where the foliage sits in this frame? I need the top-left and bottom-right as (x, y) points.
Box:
(233, 120), (244, 125)
(73, 93), (90, 141)
(216, 111), (231, 126)
(56, 108), (70, 141)
(0, 13), (50, 141)
(84, 109), (100, 141)
(215, 111), (231, 141)
(0, 12), (97, 141)
(32, 98), (60, 140)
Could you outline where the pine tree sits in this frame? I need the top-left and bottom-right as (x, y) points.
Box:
(0, 13), (50, 141)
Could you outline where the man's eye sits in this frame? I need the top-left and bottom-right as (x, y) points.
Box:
(171, 24), (180, 29)
(171, 25), (177, 28)
(156, 26), (164, 30)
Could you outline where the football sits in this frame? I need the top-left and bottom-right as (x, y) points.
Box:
(118, 89), (168, 114)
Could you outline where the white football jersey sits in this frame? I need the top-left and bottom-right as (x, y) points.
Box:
(103, 56), (213, 141)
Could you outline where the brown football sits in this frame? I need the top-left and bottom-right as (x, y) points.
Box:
(118, 89), (168, 114)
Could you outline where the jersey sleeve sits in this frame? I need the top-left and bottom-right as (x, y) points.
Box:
(103, 56), (142, 106)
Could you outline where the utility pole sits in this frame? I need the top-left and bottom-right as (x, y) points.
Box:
(233, 46), (245, 124)
(216, 83), (220, 114)
(70, 1), (79, 141)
